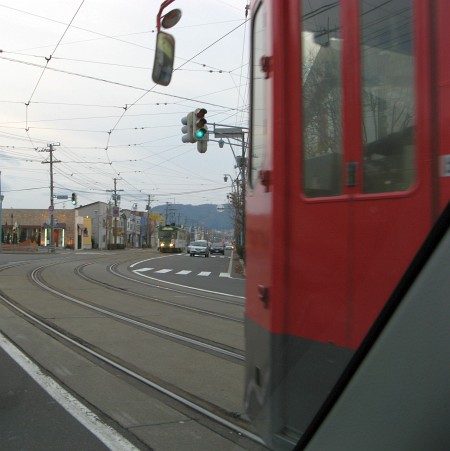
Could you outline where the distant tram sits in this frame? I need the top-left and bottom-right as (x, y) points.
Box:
(157, 225), (187, 253)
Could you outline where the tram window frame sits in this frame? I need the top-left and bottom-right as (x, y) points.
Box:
(249, 1), (267, 190)
(360, 0), (416, 195)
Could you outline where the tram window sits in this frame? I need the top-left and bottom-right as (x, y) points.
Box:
(250, 2), (267, 189)
(302, 1), (343, 198)
(361, 0), (415, 194)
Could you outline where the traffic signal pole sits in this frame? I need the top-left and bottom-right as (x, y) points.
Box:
(214, 125), (248, 252)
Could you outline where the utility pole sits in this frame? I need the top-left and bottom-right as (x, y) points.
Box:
(41, 143), (60, 252)
(164, 199), (177, 225)
(106, 178), (124, 247)
(146, 194), (154, 247)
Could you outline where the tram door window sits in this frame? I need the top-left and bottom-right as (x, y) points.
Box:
(302, 2), (343, 198)
(361, 1), (415, 193)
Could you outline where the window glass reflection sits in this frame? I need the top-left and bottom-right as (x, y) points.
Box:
(302, 2), (343, 197)
(361, 0), (415, 193)
(250, 3), (267, 188)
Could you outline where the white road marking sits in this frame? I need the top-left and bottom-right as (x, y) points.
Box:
(126, 271), (245, 299)
(0, 333), (138, 451)
(176, 270), (192, 275)
(154, 269), (172, 273)
(133, 267), (154, 272)
(198, 271), (211, 276)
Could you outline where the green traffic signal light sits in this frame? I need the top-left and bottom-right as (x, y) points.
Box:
(195, 125), (206, 139)
(71, 192), (77, 205)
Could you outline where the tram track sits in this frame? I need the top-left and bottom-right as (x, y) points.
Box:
(0, 290), (263, 446)
(32, 265), (244, 362)
(0, 257), (264, 448)
(77, 262), (245, 323)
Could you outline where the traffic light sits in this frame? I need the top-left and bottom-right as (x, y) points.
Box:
(182, 108), (208, 152)
(71, 192), (77, 205)
(193, 108), (208, 141)
(181, 112), (195, 143)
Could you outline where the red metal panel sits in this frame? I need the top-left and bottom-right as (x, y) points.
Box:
(246, 0), (302, 335)
(288, 201), (352, 345)
(245, 0), (274, 332)
(437, 0), (450, 208)
(246, 0), (446, 344)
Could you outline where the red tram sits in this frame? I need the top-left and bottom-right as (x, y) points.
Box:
(245, 0), (450, 449)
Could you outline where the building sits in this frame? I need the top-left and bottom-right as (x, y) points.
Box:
(1, 208), (92, 250)
(76, 202), (109, 250)
(1, 203), (167, 251)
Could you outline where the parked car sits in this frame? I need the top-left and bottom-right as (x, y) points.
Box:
(189, 240), (209, 257)
(210, 243), (225, 255)
(224, 242), (234, 250)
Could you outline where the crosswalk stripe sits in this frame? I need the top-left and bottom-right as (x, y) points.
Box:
(133, 268), (230, 277)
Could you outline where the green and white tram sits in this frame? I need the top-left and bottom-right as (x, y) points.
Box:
(157, 225), (187, 253)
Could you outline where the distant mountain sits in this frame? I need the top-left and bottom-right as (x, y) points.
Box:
(152, 204), (233, 230)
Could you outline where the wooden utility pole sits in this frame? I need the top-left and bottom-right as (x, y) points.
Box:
(106, 178), (124, 247)
(41, 143), (60, 252)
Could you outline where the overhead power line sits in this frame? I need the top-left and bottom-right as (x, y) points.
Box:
(25, 0), (86, 106)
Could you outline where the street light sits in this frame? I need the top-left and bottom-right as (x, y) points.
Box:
(224, 173), (234, 184)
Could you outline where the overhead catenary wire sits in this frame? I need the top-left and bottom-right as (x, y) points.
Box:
(0, 1), (250, 208)
(24, 1), (86, 114)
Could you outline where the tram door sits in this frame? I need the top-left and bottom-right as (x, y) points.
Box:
(345, 0), (434, 344)
(295, 0), (434, 350)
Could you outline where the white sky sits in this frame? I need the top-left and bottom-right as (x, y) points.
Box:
(0, 0), (249, 211)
